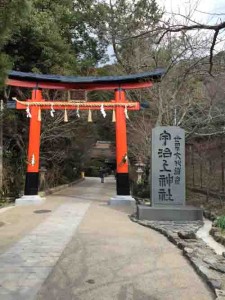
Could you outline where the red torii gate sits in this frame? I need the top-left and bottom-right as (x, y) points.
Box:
(6, 69), (164, 205)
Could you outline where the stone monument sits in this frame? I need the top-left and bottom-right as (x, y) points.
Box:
(137, 126), (203, 221)
(152, 126), (185, 206)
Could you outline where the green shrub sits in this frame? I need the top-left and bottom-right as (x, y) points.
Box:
(84, 166), (100, 177)
(215, 216), (225, 230)
(131, 181), (150, 199)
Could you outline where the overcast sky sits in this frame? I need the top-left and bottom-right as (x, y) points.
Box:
(158, 0), (225, 23)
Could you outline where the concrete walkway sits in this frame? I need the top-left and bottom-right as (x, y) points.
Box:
(0, 177), (214, 300)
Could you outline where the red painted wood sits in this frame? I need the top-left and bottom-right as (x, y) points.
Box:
(115, 89), (129, 174)
(27, 90), (43, 173)
(7, 78), (152, 91)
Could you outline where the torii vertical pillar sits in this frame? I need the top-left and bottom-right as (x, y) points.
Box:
(109, 88), (135, 206)
(115, 88), (129, 195)
(16, 89), (45, 205)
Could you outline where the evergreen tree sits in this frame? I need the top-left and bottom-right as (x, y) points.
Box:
(3, 0), (108, 75)
(0, 0), (31, 85)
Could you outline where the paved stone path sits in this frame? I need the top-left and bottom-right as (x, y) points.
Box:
(0, 202), (90, 299)
(0, 177), (214, 299)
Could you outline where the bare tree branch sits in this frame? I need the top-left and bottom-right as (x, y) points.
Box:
(209, 29), (219, 74)
(128, 21), (225, 40)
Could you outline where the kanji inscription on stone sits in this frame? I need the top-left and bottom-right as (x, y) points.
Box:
(151, 126), (185, 206)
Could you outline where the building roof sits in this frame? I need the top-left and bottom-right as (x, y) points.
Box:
(90, 141), (115, 159)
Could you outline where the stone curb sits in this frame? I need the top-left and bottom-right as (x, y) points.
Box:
(42, 178), (85, 196)
(204, 210), (217, 222)
(130, 215), (225, 300)
(203, 209), (225, 251)
(203, 210), (225, 251)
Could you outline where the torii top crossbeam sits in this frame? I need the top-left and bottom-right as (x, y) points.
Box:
(7, 69), (164, 90)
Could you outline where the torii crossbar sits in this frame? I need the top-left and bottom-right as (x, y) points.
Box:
(6, 69), (164, 205)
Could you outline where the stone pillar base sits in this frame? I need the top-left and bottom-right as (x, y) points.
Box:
(108, 195), (136, 206)
(137, 205), (203, 221)
(15, 195), (45, 206)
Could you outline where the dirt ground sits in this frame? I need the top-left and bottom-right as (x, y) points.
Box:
(186, 189), (225, 216)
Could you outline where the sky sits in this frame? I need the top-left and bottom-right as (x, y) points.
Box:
(158, 0), (225, 23)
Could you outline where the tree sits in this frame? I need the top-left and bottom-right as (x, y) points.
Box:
(2, 0), (109, 76)
(0, 0), (31, 85)
(123, 6), (225, 74)
(98, 0), (163, 72)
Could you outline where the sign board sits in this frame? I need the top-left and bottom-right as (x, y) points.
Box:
(151, 126), (185, 206)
